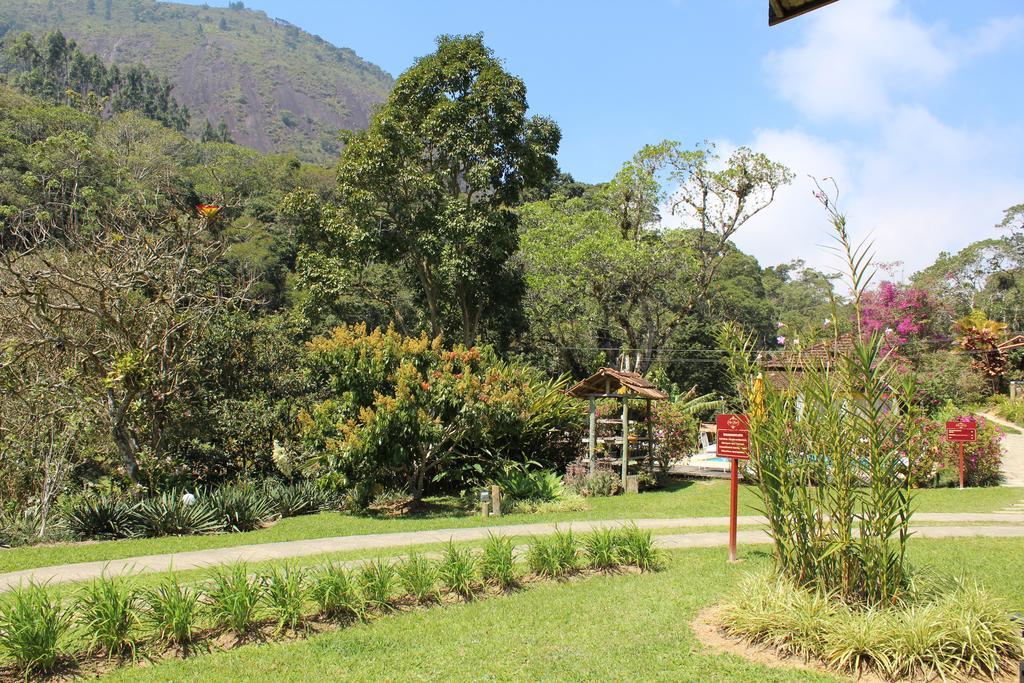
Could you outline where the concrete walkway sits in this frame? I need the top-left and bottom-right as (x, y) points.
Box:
(982, 412), (1024, 488)
(2, 512), (1022, 592)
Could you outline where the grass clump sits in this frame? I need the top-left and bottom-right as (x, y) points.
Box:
(207, 564), (263, 639)
(0, 582), (71, 675)
(480, 534), (518, 590)
(360, 558), (397, 611)
(142, 575), (202, 648)
(615, 524), (663, 571)
(720, 569), (1024, 681)
(77, 576), (140, 658)
(583, 528), (620, 571)
(436, 540), (475, 602)
(527, 529), (578, 578)
(311, 563), (364, 622)
(263, 564), (307, 633)
(397, 553), (439, 604)
(438, 543), (479, 599)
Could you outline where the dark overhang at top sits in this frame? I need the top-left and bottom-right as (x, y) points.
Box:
(768, 0), (840, 26)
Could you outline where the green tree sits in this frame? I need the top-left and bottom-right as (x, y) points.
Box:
(519, 142), (791, 378)
(285, 34), (560, 346)
(763, 259), (842, 335)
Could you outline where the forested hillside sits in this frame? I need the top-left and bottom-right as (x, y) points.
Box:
(0, 0), (393, 160)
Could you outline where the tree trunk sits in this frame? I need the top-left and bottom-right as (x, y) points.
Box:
(106, 389), (141, 483)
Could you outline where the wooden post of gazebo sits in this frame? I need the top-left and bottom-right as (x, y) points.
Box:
(621, 399), (629, 483)
(588, 398), (597, 474)
(567, 368), (669, 493)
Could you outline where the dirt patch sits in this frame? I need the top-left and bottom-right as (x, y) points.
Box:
(691, 606), (1019, 683)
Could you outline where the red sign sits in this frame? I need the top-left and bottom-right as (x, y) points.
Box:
(945, 421), (977, 443)
(716, 414), (750, 460)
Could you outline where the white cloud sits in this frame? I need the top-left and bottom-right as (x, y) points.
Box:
(763, 0), (953, 122)
(693, 1), (1024, 278)
(727, 111), (1024, 276)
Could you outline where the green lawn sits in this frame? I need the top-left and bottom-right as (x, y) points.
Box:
(98, 536), (1024, 682)
(1, 481), (1020, 575)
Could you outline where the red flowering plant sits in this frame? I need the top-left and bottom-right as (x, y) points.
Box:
(903, 413), (1003, 487)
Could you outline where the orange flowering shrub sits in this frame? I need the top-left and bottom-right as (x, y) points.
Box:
(299, 325), (582, 500)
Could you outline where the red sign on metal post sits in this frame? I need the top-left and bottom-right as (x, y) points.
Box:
(716, 414), (750, 563)
(716, 414), (751, 460)
(945, 421), (977, 443)
(945, 419), (977, 490)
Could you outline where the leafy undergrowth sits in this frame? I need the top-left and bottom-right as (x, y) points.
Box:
(0, 527), (661, 682)
(719, 569), (1024, 682)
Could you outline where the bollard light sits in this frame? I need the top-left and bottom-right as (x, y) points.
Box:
(480, 489), (491, 505)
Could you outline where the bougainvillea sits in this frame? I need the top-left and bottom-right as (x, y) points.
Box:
(859, 281), (945, 353)
(651, 401), (700, 474)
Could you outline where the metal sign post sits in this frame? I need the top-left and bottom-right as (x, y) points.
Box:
(716, 414), (750, 562)
(945, 420), (977, 490)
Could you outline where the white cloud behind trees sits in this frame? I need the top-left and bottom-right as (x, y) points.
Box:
(675, 0), (1024, 276)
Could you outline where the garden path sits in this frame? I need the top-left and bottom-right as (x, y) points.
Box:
(982, 412), (1024, 488)
(1, 513), (1022, 592)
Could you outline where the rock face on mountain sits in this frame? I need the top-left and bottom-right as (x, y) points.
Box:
(0, 0), (393, 161)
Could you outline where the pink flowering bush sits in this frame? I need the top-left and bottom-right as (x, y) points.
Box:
(905, 413), (1003, 487)
(859, 281), (945, 354)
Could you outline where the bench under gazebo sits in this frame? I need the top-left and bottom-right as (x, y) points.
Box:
(567, 368), (669, 492)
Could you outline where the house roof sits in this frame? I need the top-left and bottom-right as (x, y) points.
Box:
(762, 334), (857, 389)
(768, 0), (840, 25)
(566, 367), (669, 400)
(762, 333), (857, 370)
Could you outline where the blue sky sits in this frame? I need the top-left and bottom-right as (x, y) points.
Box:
(186, 0), (1024, 273)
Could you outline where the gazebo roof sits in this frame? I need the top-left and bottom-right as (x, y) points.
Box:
(567, 367), (669, 400)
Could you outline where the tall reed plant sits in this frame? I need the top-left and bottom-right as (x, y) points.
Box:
(721, 190), (920, 606)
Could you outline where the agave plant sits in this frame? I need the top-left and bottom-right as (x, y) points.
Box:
(130, 490), (222, 537)
(207, 484), (278, 532)
(264, 480), (336, 517)
(64, 493), (137, 540)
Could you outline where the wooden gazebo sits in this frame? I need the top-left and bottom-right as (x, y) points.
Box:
(567, 368), (669, 490)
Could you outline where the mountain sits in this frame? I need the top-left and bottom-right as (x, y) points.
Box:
(0, 0), (394, 161)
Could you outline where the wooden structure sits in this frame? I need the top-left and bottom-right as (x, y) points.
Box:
(768, 0), (839, 26)
(567, 368), (669, 490)
(762, 334), (856, 389)
(997, 335), (1024, 353)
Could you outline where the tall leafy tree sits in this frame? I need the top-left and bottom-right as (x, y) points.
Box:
(519, 141), (791, 377)
(284, 34), (560, 345)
